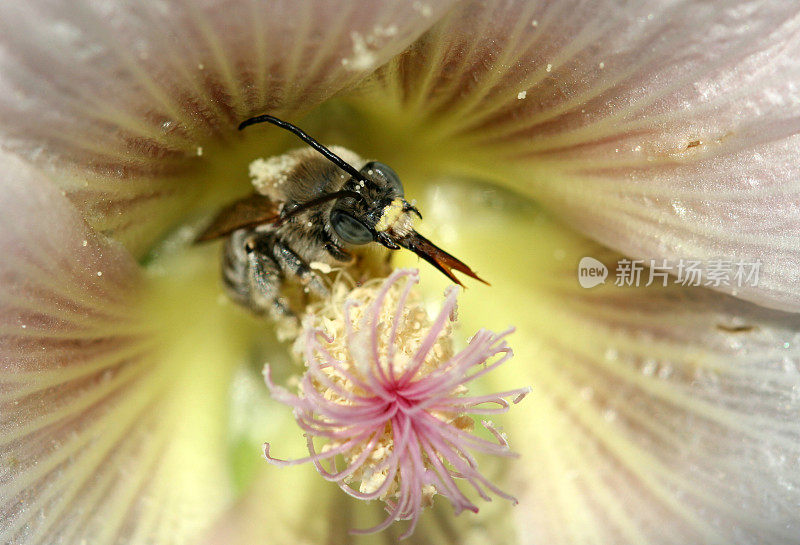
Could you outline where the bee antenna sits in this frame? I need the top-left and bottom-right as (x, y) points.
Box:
(278, 190), (367, 223)
(239, 115), (369, 183)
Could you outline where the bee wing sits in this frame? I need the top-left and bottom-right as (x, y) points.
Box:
(195, 193), (281, 242)
(397, 231), (489, 287)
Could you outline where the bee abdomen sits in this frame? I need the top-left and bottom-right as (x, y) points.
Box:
(221, 229), (257, 309)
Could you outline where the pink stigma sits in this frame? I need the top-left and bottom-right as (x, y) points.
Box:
(263, 269), (530, 539)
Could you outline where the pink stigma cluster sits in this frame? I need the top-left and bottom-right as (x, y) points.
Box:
(263, 269), (529, 538)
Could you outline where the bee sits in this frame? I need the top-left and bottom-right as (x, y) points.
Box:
(196, 114), (486, 318)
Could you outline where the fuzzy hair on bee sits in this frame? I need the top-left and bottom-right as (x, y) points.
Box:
(196, 115), (486, 319)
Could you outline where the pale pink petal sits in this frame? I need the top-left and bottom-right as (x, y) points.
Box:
(511, 261), (800, 545)
(0, 0), (453, 256)
(413, 181), (800, 545)
(0, 151), (238, 545)
(356, 0), (800, 311)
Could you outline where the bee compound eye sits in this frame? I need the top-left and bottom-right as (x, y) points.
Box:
(361, 161), (404, 197)
(330, 209), (374, 245)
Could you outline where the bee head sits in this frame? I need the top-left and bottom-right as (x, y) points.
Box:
(239, 114), (486, 285)
(330, 161), (420, 248)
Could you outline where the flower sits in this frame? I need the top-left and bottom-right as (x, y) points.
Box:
(263, 269), (529, 538)
(2, 2), (800, 545)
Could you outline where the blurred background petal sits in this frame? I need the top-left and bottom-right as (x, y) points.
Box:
(348, 0), (800, 311)
(0, 152), (263, 545)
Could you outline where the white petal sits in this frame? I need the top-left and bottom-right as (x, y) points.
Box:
(0, 0), (453, 256)
(355, 0), (800, 311)
(409, 179), (800, 545)
(0, 152), (248, 545)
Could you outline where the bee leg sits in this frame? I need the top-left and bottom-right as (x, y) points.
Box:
(271, 239), (329, 297)
(223, 229), (293, 319)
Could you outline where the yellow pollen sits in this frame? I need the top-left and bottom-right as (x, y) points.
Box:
(375, 198), (404, 232)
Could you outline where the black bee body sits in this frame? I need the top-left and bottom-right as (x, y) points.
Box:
(197, 115), (485, 319)
(220, 147), (382, 316)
